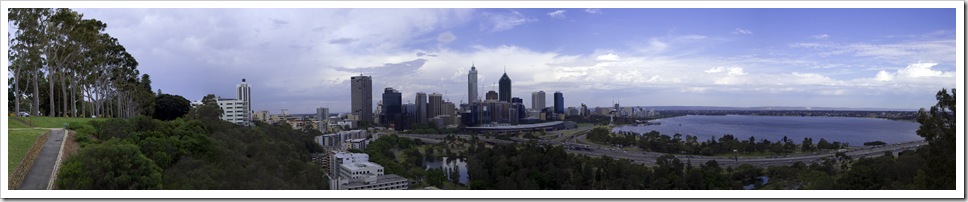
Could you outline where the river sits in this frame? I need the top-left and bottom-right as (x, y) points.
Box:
(612, 115), (922, 146)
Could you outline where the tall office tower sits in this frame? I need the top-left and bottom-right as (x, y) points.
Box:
(511, 97), (525, 121)
(316, 107), (329, 133)
(485, 90), (498, 101)
(499, 71), (512, 102)
(351, 75), (373, 125)
(236, 79), (252, 124)
(531, 91), (545, 110)
(415, 92), (427, 124)
(429, 93), (443, 118)
(580, 103), (589, 117)
(442, 102), (456, 117)
(381, 88), (402, 128)
(467, 64), (478, 103)
(554, 91), (564, 114)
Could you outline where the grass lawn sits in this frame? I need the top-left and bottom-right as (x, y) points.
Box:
(8, 117), (31, 128)
(13, 116), (96, 128)
(8, 129), (48, 175)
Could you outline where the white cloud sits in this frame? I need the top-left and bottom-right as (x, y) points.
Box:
(584, 8), (601, 14)
(896, 62), (952, 78)
(705, 66), (745, 76)
(811, 34), (830, 39)
(596, 53), (620, 61)
(875, 70), (894, 81)
(547, 10), (567, 19)
(437, 31), (456, 43)
(791, 40), (955, 63)
(732, 28), (753, 35)
(483, 10), (537, 32)
(727, 68), (747, 76)
(704, 67), (726, 73)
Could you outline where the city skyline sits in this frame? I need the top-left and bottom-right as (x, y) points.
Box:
(64, 8), (957, 113)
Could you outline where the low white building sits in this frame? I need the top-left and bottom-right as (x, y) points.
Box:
(329, 152), (409, 190)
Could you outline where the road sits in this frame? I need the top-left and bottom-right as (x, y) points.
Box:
(19, 129), (66, 190)
(397, 128), (925, 168)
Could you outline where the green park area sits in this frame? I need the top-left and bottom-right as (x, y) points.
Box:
(9, 116), (96, 129)
(8, 116), (95, 175)
(7, 129), (48, 174)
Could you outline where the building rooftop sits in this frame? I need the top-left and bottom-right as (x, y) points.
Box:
(340, 162), (383, 172)
(342, 174), (409, 188)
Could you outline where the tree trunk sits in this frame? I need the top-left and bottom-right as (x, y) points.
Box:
(61, 70), (68, 117)
(32, 69), (40, 116)
(14, 66), (22, 116)
(49, 70), (55, 117)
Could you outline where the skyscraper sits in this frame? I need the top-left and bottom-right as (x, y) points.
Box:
(499, 71), (511, 102)
(531, 91), (545, 110)
(429, 93), (443, 118)
(467, 64), (478, 103)
(316, 107), (329, 133)
(415, 92), (427, 124)
(381, 87), (402, 129)
(554, 91), (564, 114)
(236, 79), (252, 124)
(351, 75), (373, 125)
(485, 90), (498, 101)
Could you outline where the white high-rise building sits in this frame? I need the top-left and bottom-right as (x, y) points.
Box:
(217, 79), (252, 126)
(237, 79), (251, 123)
(468, 64), (478, 103)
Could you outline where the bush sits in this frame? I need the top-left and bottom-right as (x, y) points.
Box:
(57, 139), (163, 189)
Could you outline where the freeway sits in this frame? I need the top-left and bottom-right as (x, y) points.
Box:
(397, 129), (925, 168)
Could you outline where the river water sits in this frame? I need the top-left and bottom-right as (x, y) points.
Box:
(423, 156), (469, 185)
(612, 115), (922, 146)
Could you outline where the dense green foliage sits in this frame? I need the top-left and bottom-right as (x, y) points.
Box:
(152, 93), (190, 121)
(862, 141), (886, 146)
(57, 105), (328, 189)
(57, 139), (163, 189)
(587, 127), (848, 156)
(913, 88), (956, 189)
(464, 141), (744, 190)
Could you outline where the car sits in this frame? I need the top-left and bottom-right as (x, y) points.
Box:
(18, 112), (29, 117)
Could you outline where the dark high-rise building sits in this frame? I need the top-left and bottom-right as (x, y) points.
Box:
(511, 97), (525, 121)
(499, 71), (511, 102)
(468, 64), (478, 103)
(554, 91), (564, 114)
(485, 90), (498, 101)
(415, 92), (427, 124)
(351, 75), (373, 125)
(381, 87), (402, 129)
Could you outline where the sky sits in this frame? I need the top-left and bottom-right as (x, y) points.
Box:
(52, 8), (956, 114)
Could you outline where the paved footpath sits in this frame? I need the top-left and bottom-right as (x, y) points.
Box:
(19, 129), (65, 190)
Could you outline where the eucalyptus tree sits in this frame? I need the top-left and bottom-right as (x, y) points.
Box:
(8, 8), (51, 116)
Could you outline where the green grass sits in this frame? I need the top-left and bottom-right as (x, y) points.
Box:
(8, 117), (31, 128)
(8, 129), (48, 175)
(14, 116), (96, 128)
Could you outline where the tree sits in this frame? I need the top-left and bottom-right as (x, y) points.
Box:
(8, 8), (51, 117)
(153, 93), (191, 121)
(914, 88), (956, 189)
(801, 137), (813, 152)
(56, 140), (163, 189)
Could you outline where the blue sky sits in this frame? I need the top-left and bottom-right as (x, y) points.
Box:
(56, 8), (956, 113)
